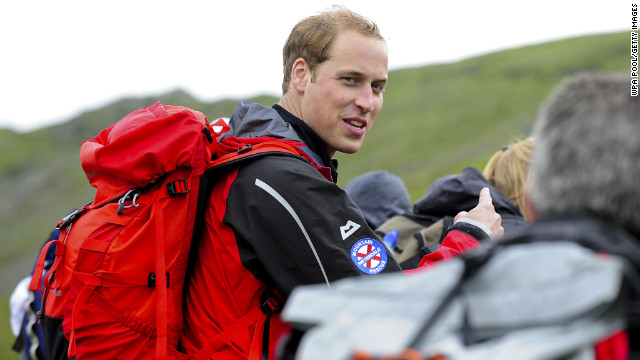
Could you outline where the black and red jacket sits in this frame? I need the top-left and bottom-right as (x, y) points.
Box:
(180, 101), (489, 359)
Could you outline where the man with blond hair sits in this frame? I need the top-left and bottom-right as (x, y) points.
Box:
(181, 7), (502, 359)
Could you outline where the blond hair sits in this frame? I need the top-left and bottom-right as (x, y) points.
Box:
(483, 137), (535, 220)
(281, 5), (384, 94)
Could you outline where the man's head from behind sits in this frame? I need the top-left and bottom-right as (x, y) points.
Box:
(528, 73), (640, 237)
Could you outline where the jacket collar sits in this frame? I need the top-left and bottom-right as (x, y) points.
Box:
(224, 101), (338, 183)
(272, 104), (338, 182)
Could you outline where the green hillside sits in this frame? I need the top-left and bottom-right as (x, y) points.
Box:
(337, 31), (629, 199)
(0, 31), (630, 357)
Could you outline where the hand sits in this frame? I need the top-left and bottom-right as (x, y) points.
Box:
(455, 187), (504, 238)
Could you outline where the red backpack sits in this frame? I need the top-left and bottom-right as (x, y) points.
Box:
(29, 102), (313, 359)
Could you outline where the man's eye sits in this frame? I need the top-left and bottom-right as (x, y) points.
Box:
(343, 77), (357, 84)
(372, 82), (386, 93)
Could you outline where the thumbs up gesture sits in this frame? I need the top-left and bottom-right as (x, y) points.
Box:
(454, 187), (504, 238)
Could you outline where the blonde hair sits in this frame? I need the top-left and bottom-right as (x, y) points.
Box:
(281, 5), (384, 94)
(483, 137), (535, 220)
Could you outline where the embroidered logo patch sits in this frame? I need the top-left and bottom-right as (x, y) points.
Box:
(350, 238), (387, 274)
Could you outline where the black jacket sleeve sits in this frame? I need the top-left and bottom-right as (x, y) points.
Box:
(224, 154), (402, 296)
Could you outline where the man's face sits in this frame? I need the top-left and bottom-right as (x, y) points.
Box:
(299, 31), (388, 157)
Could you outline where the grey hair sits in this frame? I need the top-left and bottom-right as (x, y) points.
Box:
(529, 72), (640, 237)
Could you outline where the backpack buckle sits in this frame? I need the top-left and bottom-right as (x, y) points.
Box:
(237, 144), (253, 154)
(260, 288), (284, 315)
(167, 179), (189, 197)
(117, 189), (141, 215)
(57, 207), (87, 230)
(148, 272), (171, 288)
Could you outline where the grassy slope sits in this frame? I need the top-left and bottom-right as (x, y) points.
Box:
(0, 31), (629, 357)
(335, 31), (628, 199)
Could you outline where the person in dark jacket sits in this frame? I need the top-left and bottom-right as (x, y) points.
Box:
(344, 170), (412, 229)
(378, 138), (534, 270)
(378, 167), (528, 269)
(180, 6), (503, 360)
(413, 166), (528, 233)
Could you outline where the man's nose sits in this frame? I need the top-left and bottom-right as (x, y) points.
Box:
(354, 87), (375, 113)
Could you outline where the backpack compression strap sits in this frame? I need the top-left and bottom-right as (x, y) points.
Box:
(188, 139), (313, 359)
(210, 140), (310, 169)
(191, 288), (284, 360)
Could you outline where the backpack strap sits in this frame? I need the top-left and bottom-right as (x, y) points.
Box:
(249, 287), (285, 360)
(404, 244), (496, 351)
(185, 139), (308, 360)
(29, 240), (61, 293)
(192, 307), (262, 360)
(210, 140), (308, 169)
(184, 137), (319, 297)
(191, 287), (284, 360)
(154, 199), (169, 360)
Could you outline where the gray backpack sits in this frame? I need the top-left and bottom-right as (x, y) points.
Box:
(282, 241), (634, 360)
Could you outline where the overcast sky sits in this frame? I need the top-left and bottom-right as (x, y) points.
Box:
(0, 1), (631, 132)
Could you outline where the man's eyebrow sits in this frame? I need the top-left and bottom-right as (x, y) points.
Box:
(341, 70), (388, 83)
(340, 70), (364, 77)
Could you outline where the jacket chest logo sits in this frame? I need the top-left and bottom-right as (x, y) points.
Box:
(340, 220), (361, 240)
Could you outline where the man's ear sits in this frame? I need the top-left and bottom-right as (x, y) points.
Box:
(290, 58), (310, 92)
(524, 183), (536, 222)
